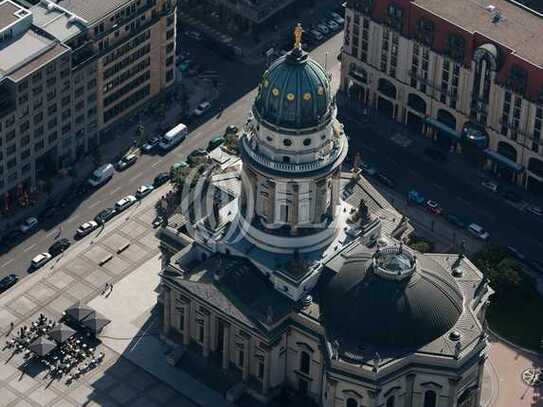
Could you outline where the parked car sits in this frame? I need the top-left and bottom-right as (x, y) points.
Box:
(326, 20), (340, 31)
(0, 274), (18, 292)
(115, 195), (137, 212)
(136, 184), (154, 199)
(408, 190), (425, 204)
(316, 24), (330, 35)
(468, 223), (490, 240)
(31, 252), (52, 269)
(76, 221), (99, 237)
(425, 200), (442, 215)
(526, 205), (542, 217)
(117, 153), (138, 171)
(444, 213), (466, 229)
(330, 12), (345, 24)
(192, 101), (211, 117)
(88, 163), (114, 187)
(207, 136), (225, 151)
(152, 216), (164, 228)
(481, 180), (499, 192)
(185, 30), (202, 41)
(49, 238), (71, 256)
(94, 208), (116, 225)
(360, 161), (377, 176)
(424, 148), (447, 162)
(309, 30), (324, 41)
(20, 217), (38, 233)
(187, 149), (209, 165)
(3, 230), (24, 246)
(141, 137), (160, 153)
(153, 172), (170, 187)
(375, 173), (396, 188)
(506, 246), (526, 261)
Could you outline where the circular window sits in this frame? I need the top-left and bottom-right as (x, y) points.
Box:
(317, 86), (324, 96)
(283, 138), (292, 147)
(303, 138), (311, 146)
(287, 93), (295, 101)
(303, 92), (312, 101)
(263, 79), (269, 88)
(266, 136), (273, 142)
(321, 134), (326, 140)
(272, 88), (280, 96)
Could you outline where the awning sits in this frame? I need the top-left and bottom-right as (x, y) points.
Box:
(29, 337), (57, 357)
(48, 323), (76, 343)
(64, 302), (95, 322)
(484, 149), (524, 172)
(425, 118), (461, 140)
(81, 311), (111, 334)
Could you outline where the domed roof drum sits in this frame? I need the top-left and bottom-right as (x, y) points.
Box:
(254, 47), (332, 129)
(321, 246), (464, 349)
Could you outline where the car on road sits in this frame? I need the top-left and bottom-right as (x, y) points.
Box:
(185, 30), (202, 41)
(468, 223), (490, 240)
(308, 30), (324, 41)
(141, 137), (160, 153)
(49, 238), (71, 256)
(506, 246), (526, 261)
(501, 190), (522, 203)
(20, 217), (38, 233)
(192, 101), (211, 117)
(374, 173), (396, 188)
(95, 208), (116, 225)
(153, 172), (170, 187)
(136, 184), (154, 199)
(425, 200), (442, 215)
(187, 149), (209, 165)
(408, 190), (425, 204)
(424, 148), (447, 162)
(152, 216), (164, 228)
(88, 163), (114, 187)
(360, 161), (377, 176)
(76, 221), (99, 237)
(115, 195), (137, 212)
(31, 252), (52, 269)
(526, 205), (542, 217)
(481, 180), (499, 192)
(326, 20), (340, 31)
(207, 136), (225, 151)
(330, 12), (345, 24)
(117, 153), (138, 171)
(316, 24), (330, 35)
(444, 213), (466, 229)
(0, 274), (18, 292)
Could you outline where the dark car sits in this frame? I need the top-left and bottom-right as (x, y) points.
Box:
(2, 230), (24, 247)
(0, 274), (18, 292)
(424, 148), (447, 162)
(40, 204), (58, 219)
(116, 153), (138, 171)
(153, 172), (170, 187)
(375, 173), (396, 188)
(141, 137), (160, 153)
(94, 207), (116, 225)
(49, 238), (71, 257)
(187, 149), (209, 165)
(444, 213), (466, 229)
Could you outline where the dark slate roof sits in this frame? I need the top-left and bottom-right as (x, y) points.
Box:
(320, 245), (464, 349)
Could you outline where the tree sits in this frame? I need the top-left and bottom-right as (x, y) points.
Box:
(472, 246), (522, 297)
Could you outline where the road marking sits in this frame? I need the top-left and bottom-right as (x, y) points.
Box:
(129, 173), (143, 183)
(47, 230), (57, 237)
(1, 259), (13, 268)
(110, 186), (121, 195)
(23, 243), (36, 253)
(89, 200), (101, 209)
(151, 158), (164, 168)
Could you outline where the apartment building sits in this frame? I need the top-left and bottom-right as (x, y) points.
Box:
(0, 0), (176, 203)
(340, 0), (543, 194)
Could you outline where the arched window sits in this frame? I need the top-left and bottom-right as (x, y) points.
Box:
(424, 390), (437, 407)
(386, 395), (395, 407)
(300, 351), (310, 374)
(346, 398), (358, 407)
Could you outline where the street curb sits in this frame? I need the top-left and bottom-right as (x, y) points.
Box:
(488, 328), (543, 357)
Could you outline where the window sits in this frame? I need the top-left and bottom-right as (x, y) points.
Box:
(386, 396), (395, 407)
(198, 325), (204, 342)
(424, 391), (437, 407)
(7, 144), (16, 156)
(34, 112), (43, 125)
(48, 104), (57, 115)
(20, 121), (29, 133)
(300, 351), (310, 374)
(166, 69), (174, 82)
(257, 362), (264, 379)
(21, 150), (30, 160)
(48, 131), (58, 143)
(238, 350), (245, 368)
(283, 138), (292, 147)
(346, 399), (358, 407)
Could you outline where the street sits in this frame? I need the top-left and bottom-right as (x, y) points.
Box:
(0, 31), (541, 284)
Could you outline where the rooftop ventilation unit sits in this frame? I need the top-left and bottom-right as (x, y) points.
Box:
(486, 4), (496, 12)
(492, 11), (503, 23)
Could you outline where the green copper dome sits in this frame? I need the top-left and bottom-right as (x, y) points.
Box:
(254, 48), (332, 129)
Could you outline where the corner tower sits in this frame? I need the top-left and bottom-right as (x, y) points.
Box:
(238, 26), (348, 254)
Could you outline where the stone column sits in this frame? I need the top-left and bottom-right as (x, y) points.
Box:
(162, 287), (171, 336)
(203, 316), (210, 357)
(448, 378), (459, 407)
(222, 323), (230, 370)
(405, 373), (416, 407)
(183, 303), (191, 346)
(242, 340), (250, 381)
(474, 355), (487, 407)
(327, 378), (338, 407)
(262, 351), (271, 394)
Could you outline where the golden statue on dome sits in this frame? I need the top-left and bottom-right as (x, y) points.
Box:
(293, 23), (304, 49)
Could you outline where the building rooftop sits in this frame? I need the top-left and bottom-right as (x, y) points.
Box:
(0, 29), (68, 81)
(414, 0), (543, 66)
(31, 3), (84, 42)
(42, 0), (134, 25)
(0, 0), (27, 32)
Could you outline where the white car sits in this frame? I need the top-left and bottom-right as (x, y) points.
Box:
(526, 205), (542, 217)
(136, 184), (154, 199)
(115, 195), (137, 212)
(468, 223), (490, 240)
(31, 252), (52, 269)
(327, 20), (340, 31)
(481, 180), (499, 192)
(192, 102), (211, 117)
(76, 220), (99, 237)
(330, 12), (345, 24)
(20, 217), (38, 233)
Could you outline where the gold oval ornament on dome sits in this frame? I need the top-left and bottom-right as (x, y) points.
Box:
(317, 86), (324, 96)
(263, 79), (269, 88)
(272, 88), (280, 96)
(287, 93), (295, 101)
(303, 92), (312, 101)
